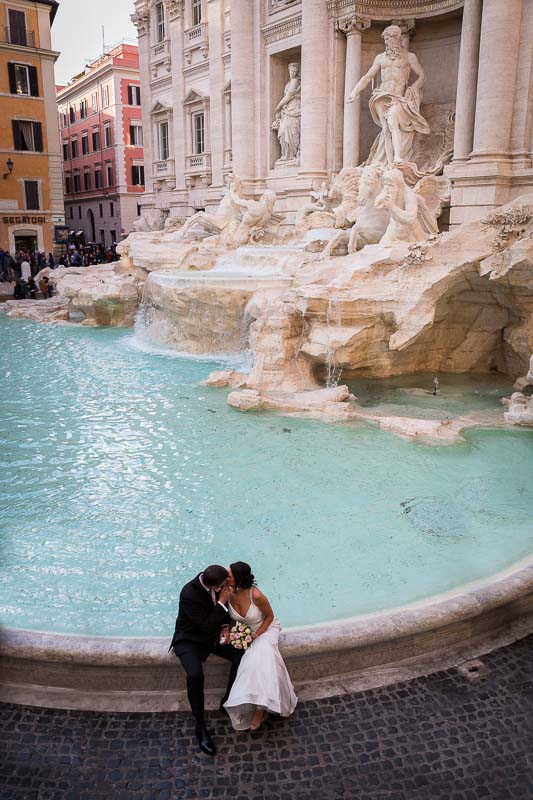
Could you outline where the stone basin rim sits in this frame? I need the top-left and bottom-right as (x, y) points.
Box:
(3, 553), (533, 666)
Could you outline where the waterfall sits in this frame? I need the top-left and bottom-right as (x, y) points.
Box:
(325, 294), (343, 389)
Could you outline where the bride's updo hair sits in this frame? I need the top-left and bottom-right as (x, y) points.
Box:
(230, 561), (255, 590)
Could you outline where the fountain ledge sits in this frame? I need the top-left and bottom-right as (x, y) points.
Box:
(1, 556), (532, 711)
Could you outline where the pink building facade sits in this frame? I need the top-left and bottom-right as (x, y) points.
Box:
(57, 43), (145, 247)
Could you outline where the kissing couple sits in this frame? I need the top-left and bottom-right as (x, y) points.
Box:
(170, 561), (297, 755)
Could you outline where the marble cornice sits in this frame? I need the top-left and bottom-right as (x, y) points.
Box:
(268, 0), (301, 15)
(327, 0), (464, 20)
(262, 14), (302, 45)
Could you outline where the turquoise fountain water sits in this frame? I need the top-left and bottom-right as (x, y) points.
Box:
(1, 315), (533, 637)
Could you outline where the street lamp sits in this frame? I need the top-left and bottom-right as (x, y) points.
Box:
(2, 159), (14, 179)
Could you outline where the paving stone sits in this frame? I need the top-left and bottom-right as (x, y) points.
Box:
(1, 635), (533, 799)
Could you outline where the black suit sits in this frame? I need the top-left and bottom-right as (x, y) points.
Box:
(170, 574), (242, 725)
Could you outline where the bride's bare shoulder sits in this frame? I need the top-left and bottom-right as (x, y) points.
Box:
(252, 586), (266, 601)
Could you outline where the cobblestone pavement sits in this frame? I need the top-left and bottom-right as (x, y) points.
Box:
(1, 635), (532, 800)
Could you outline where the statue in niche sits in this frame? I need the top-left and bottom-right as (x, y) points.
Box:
(228, 187), (281, 246)
(347, 24), (429, 166)
(179, 176), (243, 239)
(375, 168), (449, 244)
(272, 62), (301, 165)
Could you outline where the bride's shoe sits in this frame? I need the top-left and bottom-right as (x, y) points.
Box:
(249, 708), (265, 731)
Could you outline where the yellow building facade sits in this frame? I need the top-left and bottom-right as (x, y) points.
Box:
(0, 0), (63, 256)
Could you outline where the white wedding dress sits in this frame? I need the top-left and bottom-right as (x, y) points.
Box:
(223, 589), (298, 730)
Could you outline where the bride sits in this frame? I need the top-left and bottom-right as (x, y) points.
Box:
(222, 561), (297, 731)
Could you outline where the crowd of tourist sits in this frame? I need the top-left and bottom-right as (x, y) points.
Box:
(1, 241), (120, 301)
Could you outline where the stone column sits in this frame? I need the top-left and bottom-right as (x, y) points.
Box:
(131, 5), (154, 197)
(166, 0), (186, 193)
(471, 0), (523, 159)
(338, 16), (370, 168)
(207, 0), (225, 188)
(452, 0), (482, 161)
(299, 0), (330, 176)
(230, 0), (255, 181)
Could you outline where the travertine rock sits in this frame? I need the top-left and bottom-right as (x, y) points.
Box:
(204, 370), (247, 388)
(42, 265), (143, 327)
(4, 296), (70, 323)
(227, 385), (357, 421)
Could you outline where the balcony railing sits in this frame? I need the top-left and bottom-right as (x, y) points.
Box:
(3, 26), (35, 47)
(184, 22), (208, 60)
(151, 39), (170, 60)
(185, 152), (211, 176)
(153, 159), (175, 176)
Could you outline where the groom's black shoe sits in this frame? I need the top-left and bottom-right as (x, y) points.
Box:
(195, 724), (216, 756)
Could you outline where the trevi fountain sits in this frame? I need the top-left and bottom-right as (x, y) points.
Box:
(1, 2), (533, 709)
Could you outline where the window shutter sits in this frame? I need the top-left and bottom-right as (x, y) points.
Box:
(12, 121), (22, 150)
(33, 122), (43, 152)
(130, 125), (135, 145)
(29, 66), (39, 97)
(128, 86), (133, 105)
(8, 9), (26, 46)
(8, 63), (17, 94)
(24, 181), (40, 210)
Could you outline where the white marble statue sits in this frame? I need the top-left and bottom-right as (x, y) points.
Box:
(375, 167), (449, 244)
(272, 62), (301, 165)
(229, 187), (280, 246)
(347, 24), (429, 166)
(319, 165), (389, 259)
(295, 182), (331, 226)
(133, 208), (165, 233)
(180, 176), (243, 240)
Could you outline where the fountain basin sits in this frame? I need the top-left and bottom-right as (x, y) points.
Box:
(2, 556), (533, 710)
(1, 317), (533, 708)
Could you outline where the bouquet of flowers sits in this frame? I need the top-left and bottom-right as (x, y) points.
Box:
(229, 621), (253, 650)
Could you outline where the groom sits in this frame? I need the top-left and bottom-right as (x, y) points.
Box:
(170, 564), (243, 755)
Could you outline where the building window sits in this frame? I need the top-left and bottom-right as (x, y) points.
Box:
(106, 163), (113, 186)
(80, 99), (88, 119)
(110, 202), (114, 217)
(193, 112), (205, 154)
(132, 165), (145, 186)
(7, 9), (28, 46)
(102, 85), (110, 108)
(24, 180), (40, 210)
(92, 129), (100, 151)
(62, 112), (67, 127)
(82, 132), (89, 155)
(128, 85), (141, 106)
(130, 124), (143, 146)
(12, 120), (43, 152)
(65, 174), (72, 194)
(69, 106), (75, 123)
(71, 137), (78, 158)
(73, 173), (81, 193)
(95, 168), (103, 189)
(100, 230), (105, 245)
(104, 124), (112, 148)
(99, 203), (103, 217)
(158, 121), (169, 161)
(69, 206), (73, 219)
(63, 141), (69, 161)
(192, 0), (202, 26)
(91, 91), (98, 112)
(110, 230), (116, 244)
(8, 63), (39, 96)
(84, 170), (91, 190)
(78, 206), (82, 219)
(156, 2), (165, 42)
